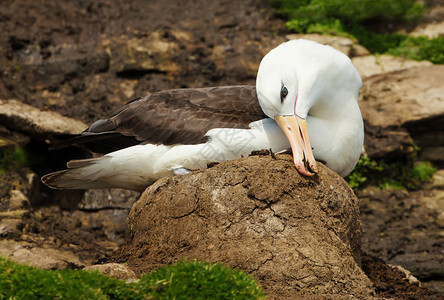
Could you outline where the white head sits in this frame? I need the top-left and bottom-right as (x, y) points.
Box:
(256, 39), (362, 176)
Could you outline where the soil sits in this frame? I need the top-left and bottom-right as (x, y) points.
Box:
(0, 0), (443, 298)
(361, 253), (443, 299)
(110, 155), (371, 299)
(359, 186), (444, 292)
(0, 0), (284, 124)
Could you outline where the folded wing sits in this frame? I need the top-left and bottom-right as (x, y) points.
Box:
(50, 86), (265, 153)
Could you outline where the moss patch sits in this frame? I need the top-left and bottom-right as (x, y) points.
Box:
(0, 145), (29, 175)
(0, 257), (265, 299)
(271, 0), (444, 63)
(346, 156), (436, 191)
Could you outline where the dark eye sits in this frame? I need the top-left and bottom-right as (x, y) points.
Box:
(280, 86), (288, 102)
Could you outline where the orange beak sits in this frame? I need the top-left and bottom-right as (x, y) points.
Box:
(275, 115), (318, 176)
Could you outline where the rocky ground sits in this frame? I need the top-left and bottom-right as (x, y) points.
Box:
(0, 0), (443, 298)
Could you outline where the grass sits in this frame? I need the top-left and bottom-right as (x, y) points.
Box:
(0, 257), (265, 299)
(345, 156), (384, 190)
(271, 0), (444, 63)
(346, 156), (436, 191)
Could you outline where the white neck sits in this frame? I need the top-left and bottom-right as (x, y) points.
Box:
(307, 95), (364, 177)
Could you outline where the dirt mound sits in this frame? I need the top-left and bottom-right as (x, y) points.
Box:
(361, 254), (443, 299)
(110, 154), (373, 298)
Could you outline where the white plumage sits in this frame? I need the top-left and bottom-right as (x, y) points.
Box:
(42, 39), (364, 191)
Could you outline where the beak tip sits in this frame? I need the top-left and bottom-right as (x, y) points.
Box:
(294, 163), (315, 177)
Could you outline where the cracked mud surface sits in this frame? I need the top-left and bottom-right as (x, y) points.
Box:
(110, 154), (374, 299)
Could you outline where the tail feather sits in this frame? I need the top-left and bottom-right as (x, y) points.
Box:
(42, 143), (174, 191)
(42, 157), (113, 190)
(66, 157), (104, 168)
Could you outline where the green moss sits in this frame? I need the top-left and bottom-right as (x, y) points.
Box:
(271, 0), (423, 24)
(139, 260), (265, 299)
(345, 156), (384, 190)
(272, 0), (444, 63)
(0, 146), (29, 175)
(411, 161), (435, 181)
(0, 257), (139, 299)
(346, 156), (436, 191)
(388, 36), (444, 63)
(0, 257), (265, 300)
(378, 178), (405, 190)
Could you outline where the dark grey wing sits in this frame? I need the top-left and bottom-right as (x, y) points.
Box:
(50, 86), (265, 153)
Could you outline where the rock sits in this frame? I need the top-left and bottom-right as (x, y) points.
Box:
(0, 239), (85, 269)
(18, 204), (122, 265)
(0, 99), (87, 140)
(420, 189), (444, 228)
(428, 169), (444, 189)
(0, 219), (22, 237)
(359, 65), (444, 160)
(210, 39), (276, 81)
(360, 65), (444, 127)
(352, 55), (432, 79)
(391, 253), (444, 281)
(8, 190), (30, 209)
(360, 186), (444, 284)
(420, 147), (444, 163)
(0, 210), (28, 218)
(80, 189), (139, 210)
(0, 125), (30, 146)
(389, 264), (421, 286)
(111, 154), (374, 298)
(109, 32), (181, 76)
(363, 123), (414, 159)
(21, 43), (110, 90)
(286, 33), (370, 57)
(85, 263), (137, 280)
(71, 209), (129, 245)
(411, 21), (444, 38)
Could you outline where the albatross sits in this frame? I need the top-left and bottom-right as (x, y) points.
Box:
(42, 39), (364, 192)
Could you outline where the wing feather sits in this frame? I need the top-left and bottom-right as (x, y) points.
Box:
(51, 86), (265, 153)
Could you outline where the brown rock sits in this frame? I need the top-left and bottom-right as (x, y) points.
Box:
(111, 154), (374, 298)
(360, 65), (444, 128)
(420, 147), (444, 163)
(429, 169), (444, 189)
(0, 99), (87, 140)
(412, 21), (444, 38)
(0, 125), (30, 146)
(8, 190), (30, 209)
(85, 263), (138, 280)
(109, 32), (181, 75)
(80, 189), (139, 210)
(0, 239), (85, 269)
(352, 55), (432, 79)
(359, 186), (444, 283)
(0, 218), (22, 236)
(389, 264), (421, 286)
(21, 43), (110, 90)
(359, 65), (444, 160)
(71, 209), (129, 245)
(363, 123), (414, 159)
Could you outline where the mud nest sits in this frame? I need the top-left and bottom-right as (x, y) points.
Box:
(111, 154), (374, 298)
